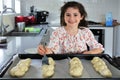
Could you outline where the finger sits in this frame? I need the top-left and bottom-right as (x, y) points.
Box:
(45, 47), (53, 54)
(37, 47), (44, 55)
(38, 47), (44, 54)
(39, 45), (46, 52)
(38, 45), (45, 55)
(40, 45), (47, 52)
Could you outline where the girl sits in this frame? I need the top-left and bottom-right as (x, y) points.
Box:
(38, 1), (104, 55)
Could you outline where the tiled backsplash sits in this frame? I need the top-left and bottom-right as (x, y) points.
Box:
(21, 0), (120, 25)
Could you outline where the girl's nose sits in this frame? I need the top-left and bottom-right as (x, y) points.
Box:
(69, 16), (74, 21)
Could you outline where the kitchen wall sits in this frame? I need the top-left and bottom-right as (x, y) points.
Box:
(20, 0), (119, 25)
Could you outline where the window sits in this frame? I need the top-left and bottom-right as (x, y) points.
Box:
(0, 0), (3, 12)
(0, 0), (20, 13)
(15, 0), (20, 13)
(3, 0), (12, 8)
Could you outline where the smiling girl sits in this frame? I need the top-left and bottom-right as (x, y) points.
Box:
(38, 1), (104, 55)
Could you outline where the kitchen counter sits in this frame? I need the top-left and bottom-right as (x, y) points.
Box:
(0, 24), (48, 72)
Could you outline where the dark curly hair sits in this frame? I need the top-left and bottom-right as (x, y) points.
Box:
(60, 1), (88, 28)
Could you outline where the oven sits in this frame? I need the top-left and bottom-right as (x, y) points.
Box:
(90, 29), (105, 47)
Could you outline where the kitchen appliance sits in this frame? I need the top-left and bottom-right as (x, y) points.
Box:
(15, 16), (36, 26)
(17, 22), (25, 32)
(29, 6), (35, 16)
(35, 11), (49, 24)
(0, 53), (120, 79)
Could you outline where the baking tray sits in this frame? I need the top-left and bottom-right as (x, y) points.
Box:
(0, 53), (120, 80)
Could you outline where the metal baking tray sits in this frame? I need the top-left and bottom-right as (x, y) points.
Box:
(0, 53), (120, 80)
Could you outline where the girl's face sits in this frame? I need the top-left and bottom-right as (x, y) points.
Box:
(64, 7), (83, 28)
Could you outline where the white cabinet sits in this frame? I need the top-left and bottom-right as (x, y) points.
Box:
(113, 26), (120, 57)
(104, 28), (113, 57)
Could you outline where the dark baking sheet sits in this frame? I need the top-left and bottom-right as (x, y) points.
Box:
(0, 54), (120, 79)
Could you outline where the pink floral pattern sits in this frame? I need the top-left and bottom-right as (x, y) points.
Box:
(48, 27), (104, 54)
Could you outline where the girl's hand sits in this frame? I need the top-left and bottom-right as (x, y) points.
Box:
(37, 45), (53, 55)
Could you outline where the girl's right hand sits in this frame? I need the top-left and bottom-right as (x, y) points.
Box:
(37, 45), (53, 55)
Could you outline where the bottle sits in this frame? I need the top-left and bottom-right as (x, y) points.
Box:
(105, 12), (113, 27)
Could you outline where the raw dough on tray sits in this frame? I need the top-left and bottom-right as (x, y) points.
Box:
(42, 57), (55, 78)
(69, 57), (83, 77)
(91, 57), (112, 78)
(9, 58), (31, 77)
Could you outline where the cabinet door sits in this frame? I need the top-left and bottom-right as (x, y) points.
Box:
(104, 28), (113, 57)
(113, 26), (120, 57)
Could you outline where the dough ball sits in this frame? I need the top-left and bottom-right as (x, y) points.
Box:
(14, 69), (25, 77)
(9, 66), (19, 77)
(48, 57), (55, 66)
(42, 70), (54, 78)
(9, 66), (25, 77)
(70, 67), (83, 77)
(42, 65), (54, 71)
(93, 62), (106, 69)
(18, 58), (31, 67)
(18, 64), (29, 72)
(91, 57), (112, 78)
(9, 58), (31, 77)
(69, 57), (83, 77)
(70, 57), (80, 63)
(70, 63), (82, 69)
(70, 57), (82, 65)
(91, 57), (100, 64)
(99, 68), (112, 77)
(94, 65), (107, 72)
(41, 58), (55, 78)
(42, 65), (54, 78)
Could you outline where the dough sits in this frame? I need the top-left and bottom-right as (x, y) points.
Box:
(99, 68), (112, 77)
(17, 58), (31, 67)
(91, 57), (112, 77)
(48, 57), (55, 66)
(69, 57), (83, 77)
(42, 65), (54, 78)
(70, 57), (82, 65)
(18, 64), (29, 72)
(9, 58), (31, 77)
(41, 57), (55, 78)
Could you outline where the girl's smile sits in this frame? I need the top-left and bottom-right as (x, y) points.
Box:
(64, 7), (83, 28)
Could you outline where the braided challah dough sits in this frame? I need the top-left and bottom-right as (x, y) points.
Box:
(91, 57), (112, 77)
(9, 58), (31, 77)
(69, 57), (83, 77)
(42, 57), (55, 78)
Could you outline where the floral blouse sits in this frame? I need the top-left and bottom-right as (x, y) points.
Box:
(48, 27), (104, 54)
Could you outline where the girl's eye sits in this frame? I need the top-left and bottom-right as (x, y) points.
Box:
(65, 13), (79, 17)
(74, 14), (78, 16)
(66, 14), (70, 16)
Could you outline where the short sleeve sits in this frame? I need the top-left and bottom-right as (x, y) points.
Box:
(83, 28), (104, 50)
